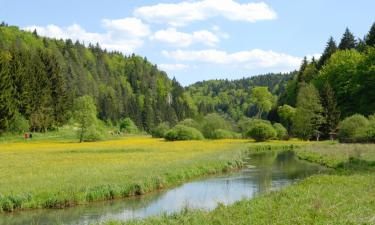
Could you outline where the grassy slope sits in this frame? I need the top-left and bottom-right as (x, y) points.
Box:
(103, 143), (375, 225)
(0, 135), (250, 212)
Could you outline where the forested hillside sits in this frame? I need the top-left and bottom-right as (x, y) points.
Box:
(0, 24), (196, 132)
(187, 72), (295, 120)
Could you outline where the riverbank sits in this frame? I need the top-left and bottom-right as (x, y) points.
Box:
(103, 142), (375, 225)
(0, 137), (248, 212)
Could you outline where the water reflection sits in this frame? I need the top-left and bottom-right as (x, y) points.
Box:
(0, 151), (325, 225)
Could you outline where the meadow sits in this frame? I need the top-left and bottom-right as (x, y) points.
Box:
(101, 143), (375, 225)
(0, 133), (251, 212)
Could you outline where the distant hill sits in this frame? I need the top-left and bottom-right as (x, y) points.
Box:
(187, 72), (295, 120)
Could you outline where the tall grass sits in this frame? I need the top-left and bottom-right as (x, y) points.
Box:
(0, 137), (249, 212)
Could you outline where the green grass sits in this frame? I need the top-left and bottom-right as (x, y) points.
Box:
(100, 142), (375, 225)
(0, 135), (251, 212)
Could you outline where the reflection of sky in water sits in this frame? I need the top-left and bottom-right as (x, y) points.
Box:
(0, 151), (325, 225)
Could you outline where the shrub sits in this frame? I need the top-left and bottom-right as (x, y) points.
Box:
(151, 122), (170, 138)
(119, 117), (138, 134)
(178, 118), (202, 131)
(246, 123), (276, 142)
(338, 114), (369, 142)
(273, 123), (288, 140)
(202, 113), (232, 139)
(212, 129), (241, 139)
(238, 117), (270, 134)
(8, 112), (29, 134)
(82, 126), (103, 142)
(164, 125), (204, 141)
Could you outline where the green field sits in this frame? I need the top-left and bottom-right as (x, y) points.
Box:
(0, 134), (251, 212)
(101, 143), (375, 225)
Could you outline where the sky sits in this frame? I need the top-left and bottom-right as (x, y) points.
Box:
(1, 0), (374, 85)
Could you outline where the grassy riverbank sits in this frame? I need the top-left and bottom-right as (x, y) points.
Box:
(103, 143), (375, 225)
(0, 137), (249, 212)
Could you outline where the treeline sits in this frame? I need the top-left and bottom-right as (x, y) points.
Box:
(187, 72), (295, 120)
(0, 25), (196, 133)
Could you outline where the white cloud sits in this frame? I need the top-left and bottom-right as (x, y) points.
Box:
(134, 0), (277, 26)
(102, 17), (150, 38)
(162, 49), (302, 71)
(158, 63), (189, 71)
(151, 28), (219, 47)
(23, 17), (150, 53)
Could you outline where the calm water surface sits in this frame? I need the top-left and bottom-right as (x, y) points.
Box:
(0, 151), (325, 225)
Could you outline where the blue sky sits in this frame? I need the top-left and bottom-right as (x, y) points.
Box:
(1, 0), (374, 85)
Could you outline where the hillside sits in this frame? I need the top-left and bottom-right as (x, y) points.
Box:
(0, 25), (196, 132)
(187, 72), (295, 120)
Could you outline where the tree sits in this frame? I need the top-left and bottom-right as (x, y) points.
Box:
(338, 28), (357, 50)
(0, 51), (16, 132)
(320, 82), (340, 137)
(293, 83), (325, 140)
(318, 37), (337, 69)
(251, 87), (276, 118)
(72, 96), (98, 142)
(277, 104), (296, 133)
(365, 22), (375, 46)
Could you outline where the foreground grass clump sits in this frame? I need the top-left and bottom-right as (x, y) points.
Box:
(104, 174), (375, 225)
(0, 137), (248, 212)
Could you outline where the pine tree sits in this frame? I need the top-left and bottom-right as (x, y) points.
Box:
(318, 37), (337, 69)
(293, 83), (325, 140)
(338, 28), (357, 50)
(320, 82), (340, 138)
(0, 51), (16, 132)
(365, 22), (375, 46)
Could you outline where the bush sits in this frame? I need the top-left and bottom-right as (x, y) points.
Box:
(338, 114), (369, 142)
(164, 125), (204, 141)
(178, 118), (202, 131)
(202, 113), (232, 139)
(119, 118), (138, 134)
(273, 123), (288, 140)
(8, 112), (29, 134)
(151, 122), (170, 138)
(246, 123), (276, 142)
(238, 117), (270, 134)
(212, 129), (241, 139)
(82, 126), (103, 142)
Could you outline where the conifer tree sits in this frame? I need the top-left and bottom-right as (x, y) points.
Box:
(338, 28), (357, 50)
(365, 22), (375, 46)
(0, 51), (16, 132)
(318, 37), (337, 69)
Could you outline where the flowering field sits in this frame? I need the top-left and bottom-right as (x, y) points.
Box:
(0, 137), (249, 212)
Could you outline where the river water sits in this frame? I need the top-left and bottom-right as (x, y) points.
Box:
(0, 150), (325, 225)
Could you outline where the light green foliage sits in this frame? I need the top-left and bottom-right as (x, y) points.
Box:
(273, 123), (288, 140)
(72, 95), (100, 142)
(7, 112), (29, 134)
(178, 118), (202, 131)
(246, 123), (276, 142)
(202, 113), (232, 139)
(119, 117), (139, 134)
(250, 86), (276, 118)
(277, 104), (296, 132)
(212, 129), (241, 139)
(338, 114), (370, 143)
(151, 122), (170, 138)
(165, 125), (204, 141)
(293, 83), (324, 140)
